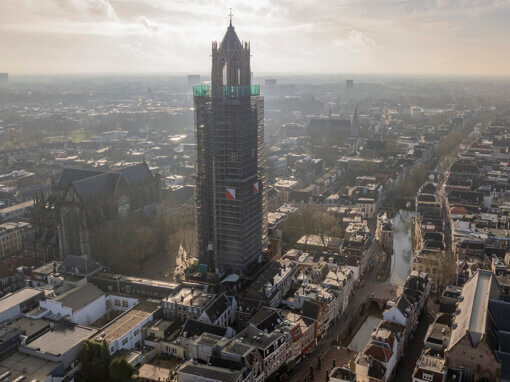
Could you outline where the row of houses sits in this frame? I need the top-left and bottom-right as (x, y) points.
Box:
(409, 119), (510, 382)
(354, 271), (430, 381)
(412, 182), (448, 291)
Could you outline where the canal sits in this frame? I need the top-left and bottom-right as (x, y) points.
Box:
(348, 314), (382, 352)
(390, 209), (415, 287)
(347, 209), (415, 354)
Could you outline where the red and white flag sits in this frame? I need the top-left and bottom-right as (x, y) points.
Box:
(226, 188), (236, 200)
(253, 182), (259, 194)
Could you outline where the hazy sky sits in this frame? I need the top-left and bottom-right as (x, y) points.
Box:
(2, 0), (510, 75)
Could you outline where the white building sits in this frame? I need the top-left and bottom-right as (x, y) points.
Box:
(39, 283), (106, 326)
(94, 300), (159, 355)
(0, 288), (43, 322)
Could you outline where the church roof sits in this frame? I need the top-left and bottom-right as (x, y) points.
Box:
(56, 168), (105, 190)
(220, 24), (243, 50)
(72, 172), (122, 201)
(57, 162), (152, 202)
(448, 270), (503, 350)
(118, 162), (152, 186)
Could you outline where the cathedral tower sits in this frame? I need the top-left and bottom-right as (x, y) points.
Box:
(194, 18), (266, 276)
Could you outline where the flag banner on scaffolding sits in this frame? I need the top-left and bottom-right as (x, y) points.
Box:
(226, 188), (236, 200)
(253, 182), (259, 194)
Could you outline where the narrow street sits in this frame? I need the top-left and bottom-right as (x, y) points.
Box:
(289, 257), (400, 382)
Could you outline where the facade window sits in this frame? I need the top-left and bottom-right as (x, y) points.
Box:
(122, 338), (128, 346)
(134, 329), (139, 336)
(423, 373), (433, 382)
(114, 298), (121, 306)
(111, 347), (115, 353)
(122, 300), (128, 307)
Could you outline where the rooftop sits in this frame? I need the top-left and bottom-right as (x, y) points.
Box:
(24, 322), (97, 356)
(59, 255), (101, 276)
(449, 270), (502, 349)
(52, 282), (104, 312)
(165, 286), (214, 308)
(330, 366), (356, 381)
(0, 221), (31, 232)
(238, 325), (286, 351)
(95, 300), (159, 343)
(93, 272), (179, 289)
(415, 353), (445, 373)
(4, 317), (51, 338)
(32, 262), (61, 276)
(0, 352), (59, 381)
(297, 234), (341, 248)
(0, 288), (43, 315)
(180, 318), (228, 339)
(179, 360), (242, 382)
(0, 200), (34, 214)
(222, 338), (254, 358)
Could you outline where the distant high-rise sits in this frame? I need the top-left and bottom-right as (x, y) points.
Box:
(0, 73), (8, 85)
(187, 75), (201, 86)
(193, 18), (266, 275)
(265, 79), (277, 87)
(346, 79), (354, 90)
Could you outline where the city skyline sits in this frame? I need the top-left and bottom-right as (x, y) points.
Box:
(2, 0), (510, 76)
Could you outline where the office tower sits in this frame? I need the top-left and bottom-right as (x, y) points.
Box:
(193, 19), (266, 276)
(346, 79), (354, 90)
(265, 79), (277, 87)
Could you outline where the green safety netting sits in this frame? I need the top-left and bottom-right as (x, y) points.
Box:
(193, 84), (260, 97)
(193, 85), (211, 97)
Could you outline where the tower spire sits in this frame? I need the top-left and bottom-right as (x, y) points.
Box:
(228, 8), (233, 26)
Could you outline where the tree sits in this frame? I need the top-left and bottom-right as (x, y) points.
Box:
(77, 340), (110, 382)
(394, 164), (428, 200)
(419, 250), (456, 300)
(109, 357), (133, 382)
(134, 225), (153, 270)
(280, 206), (342, 251)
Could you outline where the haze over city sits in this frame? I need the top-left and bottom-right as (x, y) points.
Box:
(2, 0), (510, 75)
(1, 1), (510, 381)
